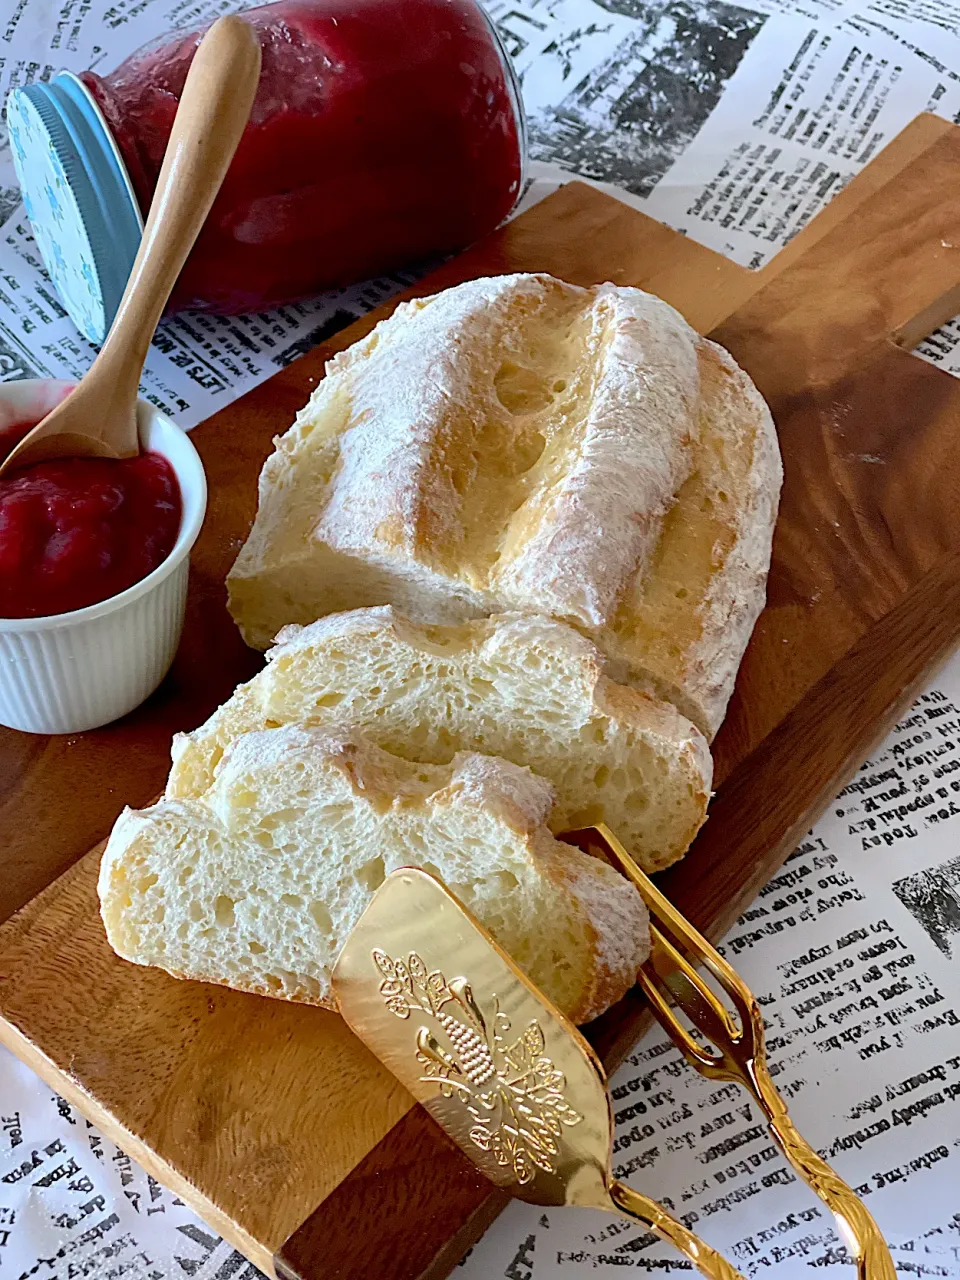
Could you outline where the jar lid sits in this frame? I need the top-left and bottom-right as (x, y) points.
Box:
(7, 72), (143, 345)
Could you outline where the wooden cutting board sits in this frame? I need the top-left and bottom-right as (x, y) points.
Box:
(3, 111), (960, 1280)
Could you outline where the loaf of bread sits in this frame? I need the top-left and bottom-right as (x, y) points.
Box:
(99, 725), (650, 1022)
(168, 608), (712, 873)
(227, 273), (781, 737)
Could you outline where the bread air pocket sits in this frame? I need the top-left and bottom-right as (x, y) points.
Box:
(167, 609), (712, 875)
(100, 724), (649, 1023)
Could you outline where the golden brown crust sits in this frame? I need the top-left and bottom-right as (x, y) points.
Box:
(227, 273), (781, 738)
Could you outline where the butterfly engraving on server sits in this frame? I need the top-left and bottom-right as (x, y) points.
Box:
(373, 948), (583, 1184)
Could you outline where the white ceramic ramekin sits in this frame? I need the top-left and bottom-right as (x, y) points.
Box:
(0, 380), (207, 734)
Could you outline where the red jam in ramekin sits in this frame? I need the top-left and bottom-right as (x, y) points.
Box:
(0, 448), (182, 619)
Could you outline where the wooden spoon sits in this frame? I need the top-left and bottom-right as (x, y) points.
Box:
(0, 15), (261, 476)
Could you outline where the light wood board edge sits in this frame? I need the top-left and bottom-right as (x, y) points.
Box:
(0, 1013), (277, 1277)
(752, 112), (953, 304)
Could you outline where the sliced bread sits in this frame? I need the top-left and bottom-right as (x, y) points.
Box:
(168, 608), (712, 873)
(227, 272), (781, 737)
(99, 725), (650, 1022)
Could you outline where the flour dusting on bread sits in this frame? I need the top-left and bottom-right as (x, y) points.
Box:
(100, 271), (782, 1026)
(227, 272), (781, 736)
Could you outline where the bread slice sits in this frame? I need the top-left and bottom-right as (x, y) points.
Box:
(168, 608), (712, 874)
(99, 726), (650, 1023)
(227, 272), (781, 737)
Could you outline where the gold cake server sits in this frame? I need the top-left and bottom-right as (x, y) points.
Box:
(332, 865), (745, 1280)
(564, 825), (896, 1280)
(332, 830), (896, 1278)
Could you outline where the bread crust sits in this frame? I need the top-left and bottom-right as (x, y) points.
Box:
(602, 340), (782, 731)
(227, 273), (781, 736)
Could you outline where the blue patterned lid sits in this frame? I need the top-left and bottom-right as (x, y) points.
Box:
(7, 72), (144, 345)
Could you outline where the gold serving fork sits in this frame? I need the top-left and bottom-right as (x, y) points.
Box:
(565, 825), (896, 1280)
(333, 865), (746, 1280)
(332, 830), (895, 1280)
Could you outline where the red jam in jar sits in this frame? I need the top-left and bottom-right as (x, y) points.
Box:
(0, 452), (181, 619)
(79, 0), (524, 314)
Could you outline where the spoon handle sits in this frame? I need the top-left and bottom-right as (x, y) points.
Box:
(94, 15), (262, 421)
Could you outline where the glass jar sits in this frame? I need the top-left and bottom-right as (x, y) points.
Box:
(9, 0), (524, 339)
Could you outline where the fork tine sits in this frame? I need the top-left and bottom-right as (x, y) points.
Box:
(560, 825), (897, 1280)
(636, 944), (720, 1072)
(648, 926), (741, 1048)
(570, 825), (761, 1045)
(651, 896), (759, 1044)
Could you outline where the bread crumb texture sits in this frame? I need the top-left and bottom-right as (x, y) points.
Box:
(100, 726), (651, 1023)
(169, 609), (712, 875)
(100, 273), (782, 1024)
(227, 273), (781, 737)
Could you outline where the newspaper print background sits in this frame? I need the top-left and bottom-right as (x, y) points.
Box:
(2, 0), (960, 413)
(3, 0), (960, 1275)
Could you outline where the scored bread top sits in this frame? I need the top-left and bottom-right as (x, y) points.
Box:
(227, 272), (781, 737)
(100, 725), (651, 1022)
(168, 607), (712, 873)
